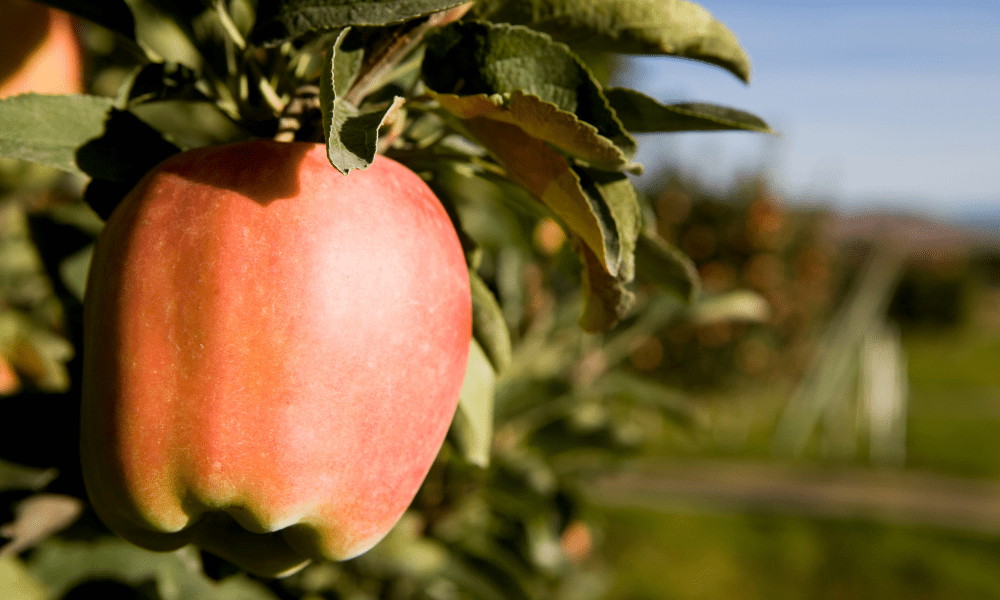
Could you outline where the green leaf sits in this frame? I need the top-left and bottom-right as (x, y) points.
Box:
(320, 28), (404, 173)
(432, 90), (638, 171)
(576, 167), (640, 282)
(0, 556), (45, 600)
(0, 309), (74, 393)
(606, 88), (773, 134)
(124, 0), (204, 67)
(422, 21), (636, 161)
(74, 107), (180, 182)
(576, 235), (635, 332)
(634, 230), (700, 301)
(59, 244), (94, 303)
(471, 0), (752, 82)
(130, 100), (248, 151)
(0, 94), (180, 218)
(0, 459), (57, 494)
(689, 290), (770, 324)
(470, 271), (512, 373)
(77, 108), (183, 219)
(26, 538), (280, 600)
(462, 117), (622, 276)
(453, 339), (496, 468)
(0, 94), (117, 176)
(253, 0), (471, 46)
(34, 0), (136, 41)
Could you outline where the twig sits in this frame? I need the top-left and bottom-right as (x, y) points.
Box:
(342, 2), (474, 107)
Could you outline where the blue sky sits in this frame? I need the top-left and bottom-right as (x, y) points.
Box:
(611, 1), (1000, 217)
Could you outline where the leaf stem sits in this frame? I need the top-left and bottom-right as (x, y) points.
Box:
(213, 1), (286, 115)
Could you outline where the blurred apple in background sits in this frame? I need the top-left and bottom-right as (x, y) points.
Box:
(0, 0), (84, 98)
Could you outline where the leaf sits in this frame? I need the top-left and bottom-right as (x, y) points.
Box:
(0, 310), (74, 393)
(422, 21), (636, 161)
(634, 230), (700, 300)
(576, 236), (634, 332)
(124, 0), (204, 67)
(59, 244), (94, 302)
(432, 91), (637, 172)
(462, 117), (622, 276)
(0, 94), (117, 176)
(26, 538), (280, 600)
(0, 495), (83, 558)
(606, 88), (773, 134)
(453, 339), (496, 468)
(471, 0), (752, 82)
(253, 0), (471, 46)
(130, 100), (248, 151)
(320, 28), (405, 173)
(689, 290), (770, 324)
(34, 0), (136, 41)
(470, 271), (511, 373)
(0, 556), (46, 600)
(0, 95), (180, 220)
(76, 110), (182, 219)
(575, 167), (640, 282)
(0, 459), (57, 494)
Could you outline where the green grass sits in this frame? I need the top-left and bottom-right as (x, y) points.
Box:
(905, 328), (1000, 477)
(601, 509), (1000, 600)
(597, 321), (1000, 599)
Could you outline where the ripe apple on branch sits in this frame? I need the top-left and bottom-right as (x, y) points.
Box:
(0, 0), (773, 584)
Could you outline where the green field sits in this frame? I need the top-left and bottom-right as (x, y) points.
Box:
(599, 322), (1000, 599)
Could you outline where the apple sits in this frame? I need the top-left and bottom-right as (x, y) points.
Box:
(0, 0), (84, 98)
(80, 140), (472, 577)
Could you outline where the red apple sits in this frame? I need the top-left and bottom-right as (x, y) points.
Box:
(80, 140), (472, 577)
(0, 0), (84, 98)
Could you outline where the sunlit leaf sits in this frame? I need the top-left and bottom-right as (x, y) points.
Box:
(59, 244), (94, 302)
(689, 289), (771, 324)
(453, 339), (496, 467)
(470, 271), (512, 373)
(462, 118), (622, 276)
(423, 21), (636, 161)
(254, 0), (470, 45)
(606, 88), (772, 134)
(0, 495), (83, 558)
(0, 556), (45, 600)
(577, 236), (634, 332)
(576, 167), (640, 282)
(433, 91), (638, 172)
(0, 94), (117, 176)
(472, 0), (752, 82)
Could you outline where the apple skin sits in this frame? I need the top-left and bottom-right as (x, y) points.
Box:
(80, 140), (472, 578)
(0, 0), (84, 98)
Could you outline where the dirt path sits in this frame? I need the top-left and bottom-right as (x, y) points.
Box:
(587, 459), (1000, 534)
